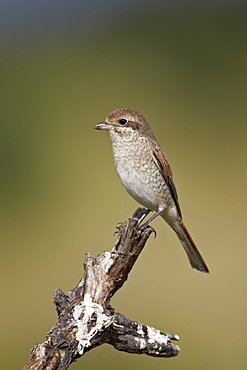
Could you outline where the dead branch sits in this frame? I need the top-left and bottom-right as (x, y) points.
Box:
(23, 208), (180, 370)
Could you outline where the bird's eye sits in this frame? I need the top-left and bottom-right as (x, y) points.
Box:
(118, 119), (127, 125)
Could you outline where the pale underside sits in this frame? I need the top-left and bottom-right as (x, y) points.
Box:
(110, 129), (178, 228)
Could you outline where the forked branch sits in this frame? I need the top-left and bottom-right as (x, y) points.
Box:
(23, 208), (180, 370)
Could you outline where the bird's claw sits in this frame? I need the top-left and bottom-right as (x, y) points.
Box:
(150, 227), (157, 238)
(138, 224), (157, 238)
(114, 222), (127, 235)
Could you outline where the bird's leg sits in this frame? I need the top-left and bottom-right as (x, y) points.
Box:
(115, 209), (151, 236)
(133, 208), (151, 224)
(139, 209), (164, 230)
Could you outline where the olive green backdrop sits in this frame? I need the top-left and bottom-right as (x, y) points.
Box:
(1, 1), (246, 369)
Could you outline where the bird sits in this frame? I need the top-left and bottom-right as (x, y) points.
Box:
(94, 108), (209, 273)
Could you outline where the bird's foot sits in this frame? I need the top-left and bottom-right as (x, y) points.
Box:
(132, 208), (151, 223)
(138, 223), (157, 238)
(114, 222), (127, 235)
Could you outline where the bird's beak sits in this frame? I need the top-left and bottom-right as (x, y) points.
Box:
(94, 122), (111, 131)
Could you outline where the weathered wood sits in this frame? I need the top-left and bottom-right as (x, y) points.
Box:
(23, 209), (180, 370)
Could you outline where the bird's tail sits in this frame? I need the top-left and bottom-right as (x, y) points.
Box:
(173, 220), (209, 273)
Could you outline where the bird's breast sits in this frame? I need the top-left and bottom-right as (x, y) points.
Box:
(110, 132), (172, 211)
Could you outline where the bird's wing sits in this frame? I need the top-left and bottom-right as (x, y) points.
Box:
(151, 139), (182, 218)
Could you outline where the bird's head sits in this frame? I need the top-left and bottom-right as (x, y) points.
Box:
(94, 108), (156, 140)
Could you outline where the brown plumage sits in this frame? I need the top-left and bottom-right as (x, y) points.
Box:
(95, 108), (209, 273)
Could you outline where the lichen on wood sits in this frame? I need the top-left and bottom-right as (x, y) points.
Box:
(23, 208), (179, 370)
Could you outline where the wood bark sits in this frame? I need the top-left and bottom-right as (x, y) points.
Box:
(23, 208), (180, 370)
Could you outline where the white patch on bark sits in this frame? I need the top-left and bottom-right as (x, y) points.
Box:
(73, 299), (113, 355)
(147, 326), (168, 347)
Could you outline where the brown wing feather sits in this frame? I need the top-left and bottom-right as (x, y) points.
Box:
(151, 139), (182, 218)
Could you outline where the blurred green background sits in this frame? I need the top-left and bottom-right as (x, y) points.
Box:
(1, 1), (246, 369)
